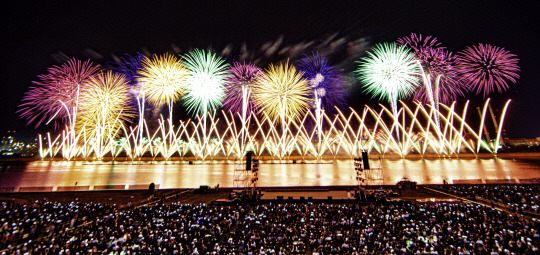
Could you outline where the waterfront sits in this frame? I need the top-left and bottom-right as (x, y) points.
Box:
(1, 157), (540, 190)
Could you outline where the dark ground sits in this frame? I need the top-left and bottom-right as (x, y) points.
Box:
(0, 185), (451, 206)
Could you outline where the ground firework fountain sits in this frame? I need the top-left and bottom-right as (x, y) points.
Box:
(36, 99), (510, 160)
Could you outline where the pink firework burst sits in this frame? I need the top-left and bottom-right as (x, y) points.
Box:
(457, 43), (520, 97)
(222, 62), (263, 114)
(398, 33), (465, 104)
(413, 48), (465, 103)
(18, 58), (101, 127)
(397, 33), (443, 56)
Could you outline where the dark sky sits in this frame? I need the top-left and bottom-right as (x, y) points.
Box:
(2, 1), (539, 140)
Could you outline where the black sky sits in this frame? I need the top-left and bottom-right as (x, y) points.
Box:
(2, 1), (539, 140)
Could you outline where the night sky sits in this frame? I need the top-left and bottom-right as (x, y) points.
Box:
(3, 1), (539, 141)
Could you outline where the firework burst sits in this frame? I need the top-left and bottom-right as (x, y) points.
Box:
(397, 33), (464, 104)
(77, 71), (135, 138)
(223, 61), (263, 115)
(108, 52), (148, 141)
(397, 33), (442, 57)
(457, 43), (520, 97)
(137, 53), (190, 112)
(182, 49), (229, 117)
(252, 60), (311, 124)
(108, 53), (144, 86)
(18, 58), (101, 127)
(297, 52), (347, 114)
(356, 42), (421, 121)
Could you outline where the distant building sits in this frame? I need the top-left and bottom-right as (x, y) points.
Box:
(504, 137), (540, 147)
(0, 130), (39, 157)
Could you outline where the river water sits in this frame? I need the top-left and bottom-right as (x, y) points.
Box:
(1, 158), (540, 190)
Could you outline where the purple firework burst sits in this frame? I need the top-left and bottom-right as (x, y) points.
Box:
(398, 33), (465, 104)
(296, 53), (347, 115)
(414, 48), (464, 103)
(397, 33), (443, 55)
(223, 62), (263, 114)
(108, 53), (144, 86)
(107, 52), (148, 113)
(18, 58), (101, 127)
(457, 43), (520, 97)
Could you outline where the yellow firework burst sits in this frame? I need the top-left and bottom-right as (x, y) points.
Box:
(137, 53), (190, 108)
(77, 71), (135, 138)
(252, 60), (311, 124)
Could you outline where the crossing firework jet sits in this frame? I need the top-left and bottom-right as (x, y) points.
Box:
(253, 60), (311, 125)
(223, 61), (263, 115)
(77, 71), (135, 138)
(397, 33), (464, 104)
(182, 49), (229, 117)
(356, 42), (421, 121)
(457, 43), (520, 97)
(18, 58), (101, 127)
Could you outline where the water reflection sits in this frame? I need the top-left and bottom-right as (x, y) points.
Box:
(0, 158), (539, 189)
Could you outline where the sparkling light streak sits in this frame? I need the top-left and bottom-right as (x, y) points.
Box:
(297, 53), (347, 155)
(356, 42), (422, 134)
(108, 53), (146, 143)
(297, 53), (347, 115)
(182, 49), (229, 117)
(223, 61), (263, 115)
(223, 61), (263, 154)
(397, 33), (464, 104)
(137, 53), (190, 117)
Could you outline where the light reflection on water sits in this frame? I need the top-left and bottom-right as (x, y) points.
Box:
(1, 158), (540, 189)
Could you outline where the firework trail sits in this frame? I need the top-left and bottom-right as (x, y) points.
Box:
(108, 53), (147, 140)
(297, 52), (347, 150)
(457, 43), (520, 97)
(397, 33), (464, 104)
(396, 33), (442, 54)
(182, 49), (229, 117)
(356, 42), (421, 137)
(18, 58), (101, 128)
(223, 61), (263, 152)
(183, 49), (229, 147)
(223, 61), (263, 115)
(108, 53), (144, 86)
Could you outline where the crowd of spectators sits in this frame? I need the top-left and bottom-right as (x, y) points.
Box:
(438, 185), (540, 213)
(0, 201), (117, 251)
(7, 203), (241, 254)
(222, 203), (308, 254)
(2, 190), (540, 254)
(217, 203), (540, 254)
